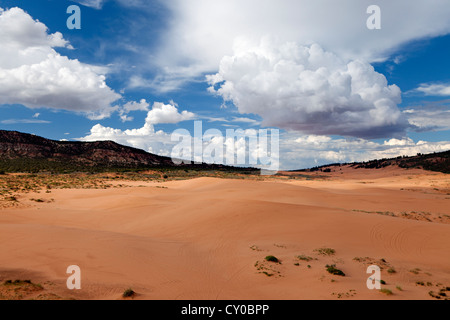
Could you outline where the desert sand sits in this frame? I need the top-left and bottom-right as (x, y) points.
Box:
(0, 168), (449, 300)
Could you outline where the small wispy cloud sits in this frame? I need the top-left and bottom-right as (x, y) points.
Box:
(71, 0), (147, 9)
(413, 83), (450, 96)
(232, 117), (261, 126)
(404, 105), (450, 131)
(71, 0), (105, 10)
(1, 119), (51, 125)
(200, 116), (260, 126)
(202, 116), (229, 123)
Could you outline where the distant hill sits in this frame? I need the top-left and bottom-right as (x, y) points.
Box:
(2, 130), (448, 175)
(0, 130), (255, 173)
(297, 150), (450, 174)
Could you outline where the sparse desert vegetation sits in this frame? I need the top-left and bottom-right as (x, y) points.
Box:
(325, 264), (345, 276)
(296, 255), (315, 262)
(254, 260), (282, 278)
(0, 280), (43, 300)
(353, 257), (394, 271)
(332, 289), (357, 299)
(265, 256), (281, 264)
(387, 268), (396, 274)
(410, 268), (421, 275)
(380, 288), (393, 296)
(314, 248), (336, 256)
(122, 288), (136, 298)
(428, 287), (450, 300)
(0, 170), (271, 208)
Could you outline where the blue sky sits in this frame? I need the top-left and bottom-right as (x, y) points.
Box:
(0, 0), (449, 170)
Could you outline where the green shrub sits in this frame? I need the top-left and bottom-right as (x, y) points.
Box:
(265, 256), (280, 263)
(122, 288), (135, 298)
(325, 264), (345, 276)
(380, 289), (393, 295)
(296, 255), (314, 262)
(387, 268), (396, 274)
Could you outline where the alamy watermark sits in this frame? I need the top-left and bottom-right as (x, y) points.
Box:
(367, 5), (381, 30)
(66, 4), (380, 31)
(66, 265), (81, 290)
(67, 5), (81, 30)
(170, 121), (279, 175)
(367, 265), (382, 290)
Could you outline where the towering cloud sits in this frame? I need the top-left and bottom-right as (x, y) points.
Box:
(155, 0), (450, 82)
(208, 39), (408, 139)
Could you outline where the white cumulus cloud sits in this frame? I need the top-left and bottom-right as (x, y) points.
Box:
(0, 7), (121, 119)
(414, 83), (450, 96)
(282, 133), (450, 169)
(119, 99), (150, 122)
(404, 106), (450, 131)
(154, 0), (450, 85)
(208, 40), (408, 139)
(79, 122), (173, 156)
(145, 102), (195, 125)
(80, 102), (196, 155)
